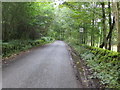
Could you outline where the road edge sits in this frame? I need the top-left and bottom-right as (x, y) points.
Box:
(65, 43), (99, 88)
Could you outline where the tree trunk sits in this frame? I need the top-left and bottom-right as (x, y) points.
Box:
(99, 17), (115, 48)
(113, 2), (120, 52)
(118, 3), (120, 52)
(108, 2), (112, 50)
(100, 2), (107, 49)
(91, 19), (94, 46)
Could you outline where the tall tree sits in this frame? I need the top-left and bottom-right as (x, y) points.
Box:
(118, 3), (120, 52)
(100, 2), (107, 49)
(112, 2), (120, 52)
(108, 2), (112, 50)
(2, 2), (54, 42)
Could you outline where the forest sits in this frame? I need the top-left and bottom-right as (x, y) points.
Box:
(2, 1), (120, 88)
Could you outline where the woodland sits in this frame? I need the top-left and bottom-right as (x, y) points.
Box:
(2, 1), (120, 88)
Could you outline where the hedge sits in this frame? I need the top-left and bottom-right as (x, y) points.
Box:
(81, 45), (120, 88)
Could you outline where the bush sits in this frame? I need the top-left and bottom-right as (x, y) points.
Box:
(2, 39), (46, 58)
(41, 37), (54, 42)
(81, 45), (120, 88)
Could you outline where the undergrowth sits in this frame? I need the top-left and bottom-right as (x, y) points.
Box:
(2, 37), (54, 58)
(70, 43), (120, 88)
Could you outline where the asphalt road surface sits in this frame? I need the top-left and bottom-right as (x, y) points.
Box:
(2, 41), (81, 88)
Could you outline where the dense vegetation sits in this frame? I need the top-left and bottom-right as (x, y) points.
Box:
(2, 1), (120, 88)
(70, 43), (120, 88)
(50, 2), (120, 52)
(2, 39), (53, 58)
(2, 2), (54, 41)
(2, 2), (54, 57)
(81, 45), (120, 88)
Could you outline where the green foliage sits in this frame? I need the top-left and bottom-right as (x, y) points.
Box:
(80, 44), (120, 88)
(2, 39), (52, 58)
(2, 2), (55, 58)
(2, 2), (120, 88)
(41, 37), (55, 42)
(55, 2), (120, 87)
(2, 2), (54, 42)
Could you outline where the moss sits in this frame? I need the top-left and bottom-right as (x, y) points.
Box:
(79, 44), (120, 88)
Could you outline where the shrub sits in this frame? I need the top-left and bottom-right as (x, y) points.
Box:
(2, 39), (47, 58)
(80, 45), (120, 88)
(41, 37), (54, 42)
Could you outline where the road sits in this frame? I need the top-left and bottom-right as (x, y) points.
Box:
(2, 41), (81, 88)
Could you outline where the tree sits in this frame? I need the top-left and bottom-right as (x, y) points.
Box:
(113, 2), (120, 52)
(2, 2), (54, 42)
(108, 2), (112, 50)
(100, 2), (107, 49)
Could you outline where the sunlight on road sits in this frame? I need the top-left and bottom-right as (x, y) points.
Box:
(53, 41), (65, 46)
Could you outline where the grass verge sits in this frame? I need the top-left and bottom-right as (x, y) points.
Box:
(69, 43), (120, 88)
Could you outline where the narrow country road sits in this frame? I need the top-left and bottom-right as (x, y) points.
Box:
(2, 41), (81, 88)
